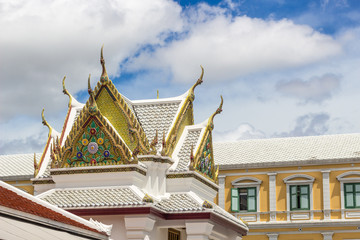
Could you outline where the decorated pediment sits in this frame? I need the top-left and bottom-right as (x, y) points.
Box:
(192, 96), (223, 183)
(50, 77), (133, 168)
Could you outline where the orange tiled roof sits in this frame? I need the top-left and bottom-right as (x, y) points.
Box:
(0, 185), (105, 235)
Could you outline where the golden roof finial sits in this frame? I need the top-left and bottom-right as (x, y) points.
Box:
(87, 74), (98, 115)
(41, 108), (51, 130)
(208, 95), (223, 130)
(62, 76), (72, 107)
(188, 65), (204, 102)
(41, 108), (53, 137)
(100, 45), (109, 84)
(157, 90), (159, 99)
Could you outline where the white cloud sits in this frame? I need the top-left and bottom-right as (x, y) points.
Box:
(274, 113), (330, 137)
(213, 123), (266, 142)
(276, 73), (341, 103)
(126, 4), (342, 83)
(0, 0), (183, 120)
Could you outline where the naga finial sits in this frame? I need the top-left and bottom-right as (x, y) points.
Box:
(62, 76), (72, 107)
(208, 95), (223, 130)
(188, 65), (204, 102)
(41, 108), (52, 133)
(100, 45), (109, 84)
(87, 74), (98, 115)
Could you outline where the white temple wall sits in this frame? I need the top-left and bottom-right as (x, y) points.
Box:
(52, 171), (145, 189)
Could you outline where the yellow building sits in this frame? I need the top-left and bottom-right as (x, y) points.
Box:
(0, 153), (40, 194)
(214, 134), (360, 240)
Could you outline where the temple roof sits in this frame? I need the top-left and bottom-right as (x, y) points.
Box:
(214, 133), (360, 169)
(0, 181), (109, 238)
(0, 153), (41, 181)
(131, 95), (185, 149)
(38, 186), (247, 230)
(38, 186), (145, 208)
(170, 124), (204, 171)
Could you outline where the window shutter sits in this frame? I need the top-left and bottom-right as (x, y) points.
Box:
(231, 188), (239, 212)
(247, 187), (256, 212)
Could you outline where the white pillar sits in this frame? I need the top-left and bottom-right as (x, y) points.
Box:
(124, 216), (156, 240)
(322, 170), (331, 220)
(218, 175), (226, 209)
(185, 221), (214, 240)
(268, 173), (277, 221)
(267, 233), (278, 240)
(321, 232), (334, 240)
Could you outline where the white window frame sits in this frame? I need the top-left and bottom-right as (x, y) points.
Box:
(231, 177), (262, 222)
(283, 174), (315, 220)
(336, 171), (360, 219)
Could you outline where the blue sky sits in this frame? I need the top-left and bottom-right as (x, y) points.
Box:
(1, 0), (360, 154)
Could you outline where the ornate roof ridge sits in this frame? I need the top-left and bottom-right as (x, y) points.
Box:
(92, 48), (149, 154)
(36, 109), (60, 177)
(130, 92), (187, 105)
(62, 76), (84, 108)
(160, 66), (204, 157)
(60, 76), (85, 145)
(192, 96), (223, 183)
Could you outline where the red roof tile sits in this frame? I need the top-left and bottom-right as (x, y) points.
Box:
(0, 185), (105, 235)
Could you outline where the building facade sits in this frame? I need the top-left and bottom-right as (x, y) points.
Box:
(215, 135), (360, 240)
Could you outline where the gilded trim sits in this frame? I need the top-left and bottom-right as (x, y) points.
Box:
(163, 66), (204, 156)
(51, 166), (146, 176)
(138, 155), (174, 165)
(32, 179), (55, 185)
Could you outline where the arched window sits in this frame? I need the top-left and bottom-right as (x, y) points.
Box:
(231, 177), (262, 213)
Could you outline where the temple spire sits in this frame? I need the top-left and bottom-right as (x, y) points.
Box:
(100, 45), (109, 84)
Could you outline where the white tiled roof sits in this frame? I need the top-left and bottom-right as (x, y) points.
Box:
(0, 153), (41, 180)
(39, 188), (247, 229)
(133, 102), (181, 147)
(214, 133), (360, 168)
(154, 193), (247, 228)
(39, 187), (145, 208)
(174, 129), (202, 171)
(154, 193), (203, 212)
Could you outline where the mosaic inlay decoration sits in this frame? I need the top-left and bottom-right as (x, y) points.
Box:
(196, 134), (214, 179)
(68, 120), (121, 167)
